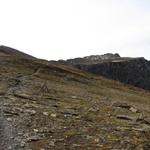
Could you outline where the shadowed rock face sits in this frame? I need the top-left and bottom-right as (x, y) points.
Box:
(57, 54), (150, 90)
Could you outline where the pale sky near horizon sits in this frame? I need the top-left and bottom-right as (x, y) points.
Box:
(0, 0), (150, 60)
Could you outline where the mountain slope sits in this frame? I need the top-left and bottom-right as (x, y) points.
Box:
(0, 45), (36, 59)
(0, 47), (150, 149)
(57, 54), (150, 90)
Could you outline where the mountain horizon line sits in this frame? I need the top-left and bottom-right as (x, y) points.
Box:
(0, 45), (147, 61)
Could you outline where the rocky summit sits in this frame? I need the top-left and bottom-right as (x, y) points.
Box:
(58, 54), (150, 90)
(0, 46), (150, 150)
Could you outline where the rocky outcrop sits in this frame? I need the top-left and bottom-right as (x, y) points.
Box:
(58, 53), (122, 65)
(58, 54), (150, 90)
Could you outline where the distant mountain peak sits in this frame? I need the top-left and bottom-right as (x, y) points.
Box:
(58, 53), (123, 65)
(84, 53), (120, 61)
(57, 53), (150, 90)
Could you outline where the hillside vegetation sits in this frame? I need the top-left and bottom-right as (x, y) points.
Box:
(0, 46), (150, 150)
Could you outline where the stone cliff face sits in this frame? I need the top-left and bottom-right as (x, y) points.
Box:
(58, 54), (150, 90)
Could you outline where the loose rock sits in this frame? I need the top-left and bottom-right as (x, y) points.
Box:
(43, 112), (49, 116)
(144, 117), (150, 125)
(51, 113), (57, 118)
(116, 115), (134, 121)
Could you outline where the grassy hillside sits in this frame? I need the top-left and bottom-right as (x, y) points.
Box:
(0, 55), (150, 149)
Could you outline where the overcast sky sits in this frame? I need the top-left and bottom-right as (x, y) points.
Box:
(0, 0), (150, 60)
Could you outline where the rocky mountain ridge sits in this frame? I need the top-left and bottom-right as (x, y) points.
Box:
(57, 54), (150, 90)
